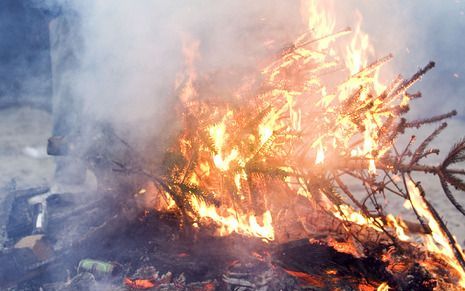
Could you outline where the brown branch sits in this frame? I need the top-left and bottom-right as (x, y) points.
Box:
(405, 110), (457, 129)
(390, 62), (435, 98)
(410, 122), (448, 165)
(438, 171), (465, 217)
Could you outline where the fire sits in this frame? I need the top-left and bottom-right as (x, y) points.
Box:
(143, 2), (465, 287)
(376, 282), (390, 291)
(386, 214), (410, 242)
(300, 0), (335, 50)
(345, 12), (371, 76)
(406, 180), (465, 287)
(190, 196), (274, 241)
(159, 0), (411, 240)
(332, 204), (383, 230)
(259, 124), (274, 145)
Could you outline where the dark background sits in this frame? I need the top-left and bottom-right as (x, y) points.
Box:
(0, 0), (55, 111)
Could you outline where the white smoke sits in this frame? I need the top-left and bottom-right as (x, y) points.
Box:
(37, 0), (304, 155)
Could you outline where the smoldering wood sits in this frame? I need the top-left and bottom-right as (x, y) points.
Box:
(0, 202), (438, 290)
(0, 182), (383, 287)
(273, 239), (395, 289)
(0, 165), (449, 289)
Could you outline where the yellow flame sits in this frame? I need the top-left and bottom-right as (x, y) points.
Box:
(213, 149), (238, 171)
(345, 12), (371, 76)
(377, 282), (390, 291)
(386, 214), (410, 242)
(151, 191), (177, 212)
(332, 204), (383, 232)
(259, 125), (273, 145)
(190, 196), (274, 241)
(209, 112), (240, 171)
(234, 173), (242, 192)
(209, 122), (227, 152)
(368, 159), (377, 175)
(301, 0), (335, 50)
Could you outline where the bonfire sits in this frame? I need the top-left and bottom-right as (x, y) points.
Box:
(3, 1), (465, 290)
(117, 1), (465, 289)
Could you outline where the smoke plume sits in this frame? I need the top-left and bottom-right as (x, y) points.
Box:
(36, 0), (304, 157)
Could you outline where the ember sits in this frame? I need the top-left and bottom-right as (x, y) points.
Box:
(124, 278), (155, 290)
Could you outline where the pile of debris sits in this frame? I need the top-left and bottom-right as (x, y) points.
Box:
(0, 181), (444, 290)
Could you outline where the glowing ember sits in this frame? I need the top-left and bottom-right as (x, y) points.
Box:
(124, 278), (155, 289)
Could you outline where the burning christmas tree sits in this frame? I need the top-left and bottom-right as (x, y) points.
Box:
(114, 1), (465, 289)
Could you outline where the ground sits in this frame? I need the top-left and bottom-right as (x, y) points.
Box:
(0, 107), (54, 188)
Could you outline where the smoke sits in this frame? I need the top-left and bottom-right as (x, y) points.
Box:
(39, 0), (465, 207)
(34, 0), (303, 158)
(34, 0), (465, 154)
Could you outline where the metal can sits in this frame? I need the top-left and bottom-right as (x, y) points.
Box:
(77, 259), (117, 278)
